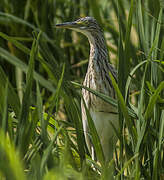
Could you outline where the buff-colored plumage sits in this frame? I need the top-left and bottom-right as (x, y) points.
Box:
(56, 17), (118, 162)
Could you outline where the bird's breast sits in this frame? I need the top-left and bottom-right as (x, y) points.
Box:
(82, 69), (117, 113)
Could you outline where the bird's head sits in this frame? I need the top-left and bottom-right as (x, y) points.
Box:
(55, 17), (102, 38)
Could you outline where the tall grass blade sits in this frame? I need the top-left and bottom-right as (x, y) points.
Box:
(160, 38), (164, 61)
(124, 0), (134, 82)
(0, 47), (55, 93)
(159, 110), (164, 150)
(116, 153), (138, 178)
(144, 81), (164, 120)
(0, 66), (20, 116)
(153, 8), (163, 60)
(71, 81), (137, 118)
(16, 32), (40, 154)
(37, 82), (47, 143)
(0, 12), (51, 42)
(137, 0), (147, 53)
(0, 131), (26, 180)
(108, 71), (136, 142)
(82, 98), (105, 166)
(2, 80), (8, 133)
(64, 96), (86, 166)
(87, 0), (102, 25)
(125, 60), (147, 101)
(40, 126), (63, 175)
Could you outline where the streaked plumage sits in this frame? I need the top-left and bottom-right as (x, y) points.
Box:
(56, 17), (118, 162)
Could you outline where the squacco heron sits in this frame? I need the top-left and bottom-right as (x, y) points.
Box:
(56, 17), (118, 162)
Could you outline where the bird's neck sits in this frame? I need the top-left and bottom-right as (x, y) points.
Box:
(87, 32), (109, 70)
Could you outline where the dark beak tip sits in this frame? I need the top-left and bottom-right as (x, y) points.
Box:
(55, 24), (63, 28)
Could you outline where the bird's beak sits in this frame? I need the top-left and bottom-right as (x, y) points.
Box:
(55, 21), (78, 29)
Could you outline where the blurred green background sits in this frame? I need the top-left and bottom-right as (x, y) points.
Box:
(0, 0), (164, 179)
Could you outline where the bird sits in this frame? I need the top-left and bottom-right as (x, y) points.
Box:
(56, 17), (118, 162)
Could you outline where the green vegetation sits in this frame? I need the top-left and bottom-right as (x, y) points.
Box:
(0, 0), (164, 179)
